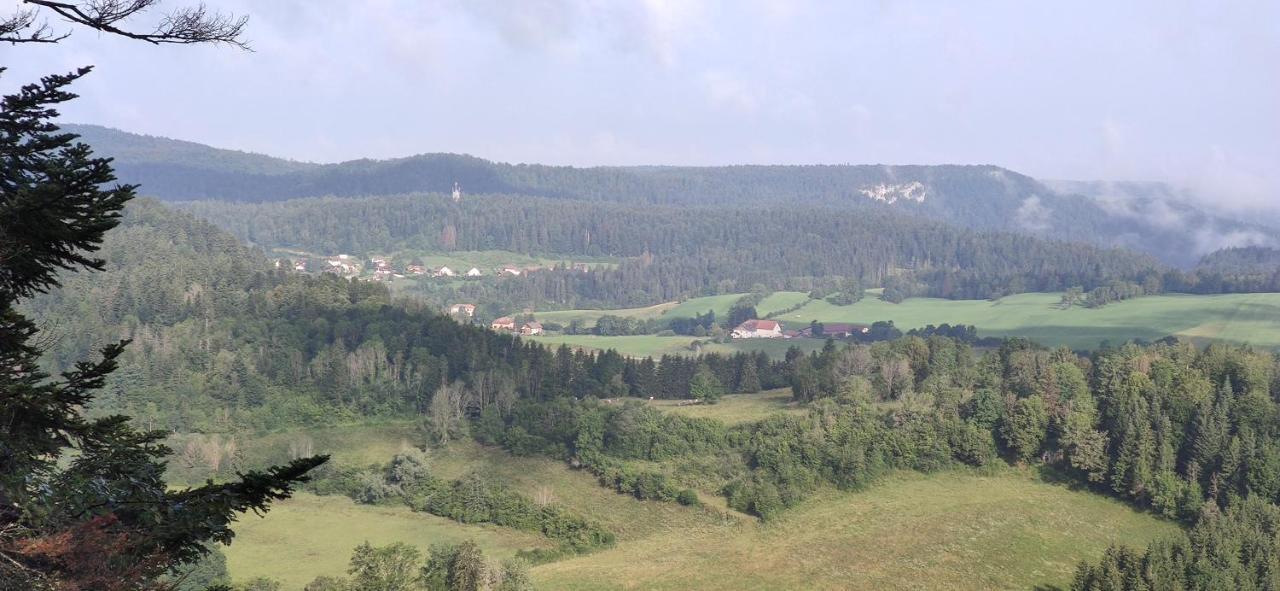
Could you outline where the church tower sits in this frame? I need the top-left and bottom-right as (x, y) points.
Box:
(452, 182), (462, 203)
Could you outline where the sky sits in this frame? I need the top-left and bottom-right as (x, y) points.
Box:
(3, 0), (1279, 211)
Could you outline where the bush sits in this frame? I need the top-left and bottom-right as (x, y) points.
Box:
(676, 488), (700, 506)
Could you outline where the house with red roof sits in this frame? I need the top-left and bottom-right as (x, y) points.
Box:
(731, 319), (783, 339)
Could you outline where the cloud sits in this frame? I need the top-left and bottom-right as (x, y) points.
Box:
(1192, 228), (1276, 254)
(1181, 145), (1277, 214)
(1015, 196), (1052, 232)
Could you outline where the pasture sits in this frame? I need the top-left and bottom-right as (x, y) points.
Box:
(528, 334), (828, 359)
(778, 291), (1280, 349)
(646, 388), (804, 425)
(534, 291), (1280, 354)
(534, 469), (1180, 591)
(224, 492), (553, 588)
(220, 424), (1180, 591)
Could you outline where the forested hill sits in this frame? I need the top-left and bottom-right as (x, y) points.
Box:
(179, 193), (1168, 307)
(66, 124), (1273, 267)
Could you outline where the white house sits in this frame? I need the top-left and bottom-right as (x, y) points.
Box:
(434, 266), (456, 277)
(465, 267), (483, 277)
(731, 319), (783, 339)
(449, 303), (477, 318)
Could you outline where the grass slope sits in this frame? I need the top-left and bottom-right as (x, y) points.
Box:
(646, 388), (804, 425)
(534, 293), (745, 330)
(533, 470), (1180, 591)
(528, 334), (827, 359)
(537, 291), (1280, 354)
(780, 292), (1280, 349)
(225, 493), (553, 588)
(534, 302), (680, 327)
(428, 441), (730, 542)
(221, 427), (1178, 591)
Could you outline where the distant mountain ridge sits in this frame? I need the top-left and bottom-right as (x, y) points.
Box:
(66, 123), (1276, 267)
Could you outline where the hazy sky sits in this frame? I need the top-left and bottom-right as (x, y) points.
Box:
(3, 0), (1278, 209)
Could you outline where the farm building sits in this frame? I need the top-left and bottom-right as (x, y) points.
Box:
(732, 319), (783, 339)
(466, 267), (483, 277)
(434, 266), (456, 277)
(490, 316), (516, 332)
(499, 267), (522, 277)
(407, 264), (426, 275)
(520, 321), (544, 336)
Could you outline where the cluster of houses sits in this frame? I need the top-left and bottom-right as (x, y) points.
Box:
(731, 319), (871, 340)
(490, 316), (543, 336)
(325, 254), (359, 276)
(410, 265), (485, 278)
(369, 257), (405, 281)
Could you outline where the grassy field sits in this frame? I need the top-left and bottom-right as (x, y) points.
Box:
(534, 469), (1180, 591)
(535, 291), (1280, 354)
(224, 492), (553, 589)
(664, 293), (751, 321)
(222, 425), (1180, 591)
(534, 302), (680, 327)
(528, 334), (828, 359)
(774, 291), (1280, 349)
(756, 291), (814, 316)
(646, 388), (804, 425)
(535, 293), (748, 330)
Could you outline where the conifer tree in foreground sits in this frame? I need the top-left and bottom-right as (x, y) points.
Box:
(0, 3), (325, 588)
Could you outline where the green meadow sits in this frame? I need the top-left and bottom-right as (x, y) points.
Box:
(534, 469), (1179, 591)
(645, 388), (806, 425)
(776, 291), (1280, 349)
(224, 492), (553, 588)
(533, 291), (810, 330)
(222, 425), (1179, 591)
(534, 291), (1280, 356)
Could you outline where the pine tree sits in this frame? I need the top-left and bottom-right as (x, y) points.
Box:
(737, 357), (762, 393)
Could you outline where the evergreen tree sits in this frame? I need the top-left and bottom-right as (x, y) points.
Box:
(0, 67), (322, 589)
(690, 363), (724, 404)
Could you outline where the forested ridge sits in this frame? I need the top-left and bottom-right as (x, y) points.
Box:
(68, 124), (1276, 267)
(178, 192), (1280, 312)
(179, 192), (1167, 309)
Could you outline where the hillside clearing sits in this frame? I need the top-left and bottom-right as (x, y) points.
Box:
(533, 469), (1180, 591)
(224, 493), (553, 588)
(221, 432), (1180, 591)
(647, 388), (804, 425)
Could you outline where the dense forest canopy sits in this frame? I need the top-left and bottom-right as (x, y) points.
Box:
(176, 192), (1280, 312)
